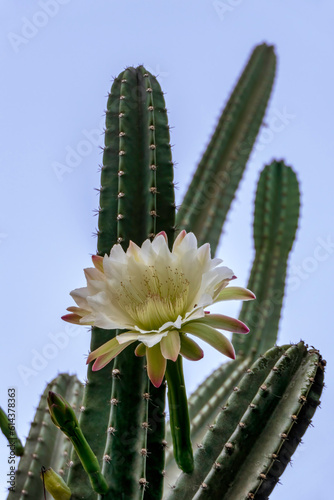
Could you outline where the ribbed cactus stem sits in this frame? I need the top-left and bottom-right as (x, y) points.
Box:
(191, 344), (324, 500)
(166, 345), (289, 499)
(7, 374), (81, 500)
(68, 66), (175, 500)
(233, 160), (300, 358)
(176, 43), (276, 253)
(144, 383), (167, 500)
(165, 357), (193, 474)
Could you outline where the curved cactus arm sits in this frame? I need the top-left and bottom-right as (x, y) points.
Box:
(7, 374), (81, 500)
(233, 160), (300, 359)
(0, 406), (24, 456)
(176, 43), (276, 254)
(68, 66), (175, 500)
(184, 343), (324, 500)
(165, 345), (289, 499)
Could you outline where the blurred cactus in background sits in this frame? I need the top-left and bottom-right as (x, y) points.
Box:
(2, 43), (325, 500)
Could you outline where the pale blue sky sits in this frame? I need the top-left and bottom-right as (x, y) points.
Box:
(1, 1), (333, 498)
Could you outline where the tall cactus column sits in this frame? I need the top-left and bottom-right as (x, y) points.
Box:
(67, 66), (175, 500)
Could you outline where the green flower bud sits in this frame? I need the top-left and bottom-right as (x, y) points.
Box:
(40, 467), (71, 500)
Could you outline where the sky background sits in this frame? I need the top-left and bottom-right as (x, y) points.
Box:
(1, 1), (333, 499)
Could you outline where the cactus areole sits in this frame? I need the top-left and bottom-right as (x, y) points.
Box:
(62, 230), (254, 387)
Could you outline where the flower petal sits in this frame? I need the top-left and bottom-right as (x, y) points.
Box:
(172, 230), (187, 251)
(61, 313), (84, 325)
(186, 314), (249, 334)
(180, 335), (204, 361)
(87, 337), (134, 365)
(181, 322), (235, 360)
(92, 342), (132, 370)
(92, 254), (104, 272)
(134, 343), (146, 357)
(215, 286), (256, 302)
(146, 344), (167, 387)
(160, 330), (181, 361)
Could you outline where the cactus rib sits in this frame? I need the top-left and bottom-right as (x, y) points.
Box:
(233, 161), (300, 358)
(192, 344), (324, 499)
(176, 43), (276, 253)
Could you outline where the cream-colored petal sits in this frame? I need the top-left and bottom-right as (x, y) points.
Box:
(160, 330), (181, 361)
(87, 337), (133, 364)
(92, 340), (134, 370)
(146, 344), (167, 387)
(92, 254), (104, 272)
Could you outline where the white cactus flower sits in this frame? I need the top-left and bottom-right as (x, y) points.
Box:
(62, 231), (255, 387)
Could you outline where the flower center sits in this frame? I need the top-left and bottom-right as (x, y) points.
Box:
(115, 265), (190, 330)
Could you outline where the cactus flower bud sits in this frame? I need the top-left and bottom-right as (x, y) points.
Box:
(40, 467), (71, 500)
(47, 392), (78, 435)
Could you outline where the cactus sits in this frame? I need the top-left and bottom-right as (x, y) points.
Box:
(4, 44), (325, 500)
(6, 374), (83, 500)
(176, 43), (276, 253)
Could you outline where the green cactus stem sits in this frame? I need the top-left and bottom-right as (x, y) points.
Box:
(166, 344), (290, 499)
(165, 357), (193, 474)
(171, 342), (324, 500)
(7, 374), (82, 500)
(67, 66), (175, 500)
(48, 392), (108, 495)
(233, 160), (300, 359)
(144, 383), (167, 500)
(0, 406), (24, 456)
(176, 43), (276, 254)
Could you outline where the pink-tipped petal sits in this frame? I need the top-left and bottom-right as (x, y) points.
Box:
(92, 254), (104, 272)
(61, 313), (83, 325)
(87, 337), (134, 365)
(146, 344), (167, 388)
(181, 322), (235, 360)
(156, 231), (168, 242)
(128, 240), (141, 259)
(66, 306), (88, 315)
(180, 335), (204, 361)
(187, 314), (249, 334)
(91, 340), (134, 370)
(215, 286), (256, 302)
(172, 230), (187, 251)
(160, 330), (181, 361)
(134, 343), (146, 357)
